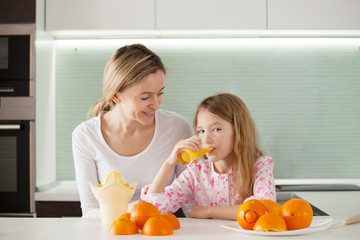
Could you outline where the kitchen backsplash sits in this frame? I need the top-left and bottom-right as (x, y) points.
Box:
(55, 38), (360, 180)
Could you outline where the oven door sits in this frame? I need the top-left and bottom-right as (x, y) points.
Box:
(0, 120), (30, 213)
(0, 35), (30, 96)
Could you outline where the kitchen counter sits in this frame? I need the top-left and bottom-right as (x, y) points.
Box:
(35, 181), (80, 201)
(0, 216), (358, 240)
(3, 191), (360, 240)
(34, 179), (360, 201)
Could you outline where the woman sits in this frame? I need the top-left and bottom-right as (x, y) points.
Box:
(72, 44), (192, 218)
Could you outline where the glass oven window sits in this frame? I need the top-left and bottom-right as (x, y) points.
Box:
(0, 37), (8, 69)
(0, 136), (17, 192)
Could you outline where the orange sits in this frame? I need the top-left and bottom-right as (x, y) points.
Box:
(142, 216), (173, 236)
(118, 212), (131, 220)
(280, 199), (313, 230)
(160, 213), (181, 230)
(253, 213), (287, 232)
(130, 201), (160, 229)
(237, 199), (270, 230)
(108, 217), (139, 235)
(261, 199), (282, 214)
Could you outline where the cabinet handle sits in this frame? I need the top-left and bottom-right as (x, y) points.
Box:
(0, 124), (21, 130)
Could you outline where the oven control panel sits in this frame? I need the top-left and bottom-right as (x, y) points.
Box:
(0, 84), (15, 93)
(0, 81), (29, 96)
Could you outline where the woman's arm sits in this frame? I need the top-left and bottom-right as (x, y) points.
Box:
(188, 205), (240, 220)
(72, 127), (101, 218)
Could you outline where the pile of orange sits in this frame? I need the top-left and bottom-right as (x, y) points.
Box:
(108, 201), (180, 236)
(237, 199), (313, 232)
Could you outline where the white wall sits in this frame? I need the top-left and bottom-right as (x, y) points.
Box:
(35, 0), (56, 188)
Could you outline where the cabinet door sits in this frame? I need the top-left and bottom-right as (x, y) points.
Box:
(0, 0), (35, 23)
(156, 0), (266, 30)
(268, 0), (360, 29)
(46, 0), (155, 31)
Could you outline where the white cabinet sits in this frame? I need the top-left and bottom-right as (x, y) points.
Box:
(45, 0), (155, 31)
(46, 0), (267, 31)
(156, 0), (266, 29)
(45, 0), (360, 32)
(268, 0), (360, 30)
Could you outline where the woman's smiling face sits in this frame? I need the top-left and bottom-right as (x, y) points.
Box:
(115, 70), (165, 126)
(196, 108), (236, 164)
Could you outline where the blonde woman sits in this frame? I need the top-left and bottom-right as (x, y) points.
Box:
(141, 93), (275, 219)
(72, 44), (192, 218)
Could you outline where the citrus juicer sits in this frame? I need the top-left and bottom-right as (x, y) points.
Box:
(89, 170), (137, 225)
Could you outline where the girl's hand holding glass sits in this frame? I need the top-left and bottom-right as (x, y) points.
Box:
(165, 136), (203, 167)
(177, 147), (212, 165)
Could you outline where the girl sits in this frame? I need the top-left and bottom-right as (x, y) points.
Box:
(141, 93), (275, 220)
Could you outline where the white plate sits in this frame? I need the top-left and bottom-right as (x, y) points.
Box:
(220, 217), (333, 236)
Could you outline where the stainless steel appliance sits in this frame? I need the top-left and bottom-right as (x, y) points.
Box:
(0, 24), (35, 216)
(0, 35), (30, 96)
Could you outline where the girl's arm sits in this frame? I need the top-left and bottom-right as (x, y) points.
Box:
(188, 205), (240, 220)
(147, 161), (177, 194)
(245, 156), (276, 202)
(147, 136), (202, 194)
(188, 157), (276, 220)
(141, 165), (195, 214)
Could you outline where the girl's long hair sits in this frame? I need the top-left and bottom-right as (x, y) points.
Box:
(88, 44), (166, 117)
(193, 93), (263, 202)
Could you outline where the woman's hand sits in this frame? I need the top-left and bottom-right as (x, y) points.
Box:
(127, 199), (142, 212)
(166, 136), (203, 166)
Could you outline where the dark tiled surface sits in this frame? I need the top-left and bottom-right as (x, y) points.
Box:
(276, 192), (329, 216)
(276, 184), (360, 192)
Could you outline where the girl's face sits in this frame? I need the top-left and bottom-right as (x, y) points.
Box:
(115, 70), (165, 126)
(196, 108), (236, 164)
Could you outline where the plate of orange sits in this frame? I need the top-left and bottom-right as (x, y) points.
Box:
(220, 216), (333, 236)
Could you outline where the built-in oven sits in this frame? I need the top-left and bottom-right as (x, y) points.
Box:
(0, 35), (30, 96)
(0, 120), (32, 213)
(0, 24), (35, 216)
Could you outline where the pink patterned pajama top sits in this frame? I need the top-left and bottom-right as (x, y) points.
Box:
(141, 156), (276, 216)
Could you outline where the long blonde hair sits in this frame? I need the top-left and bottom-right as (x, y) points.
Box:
(193, 93), (263, 202)
(88, 44), (166, 117)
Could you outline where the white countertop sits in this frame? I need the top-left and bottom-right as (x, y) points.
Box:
(0, 215), (358, 240)
(4, 191), (360, 239)
(35, 181), (80, 201)
(34, 179), (360, 201)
